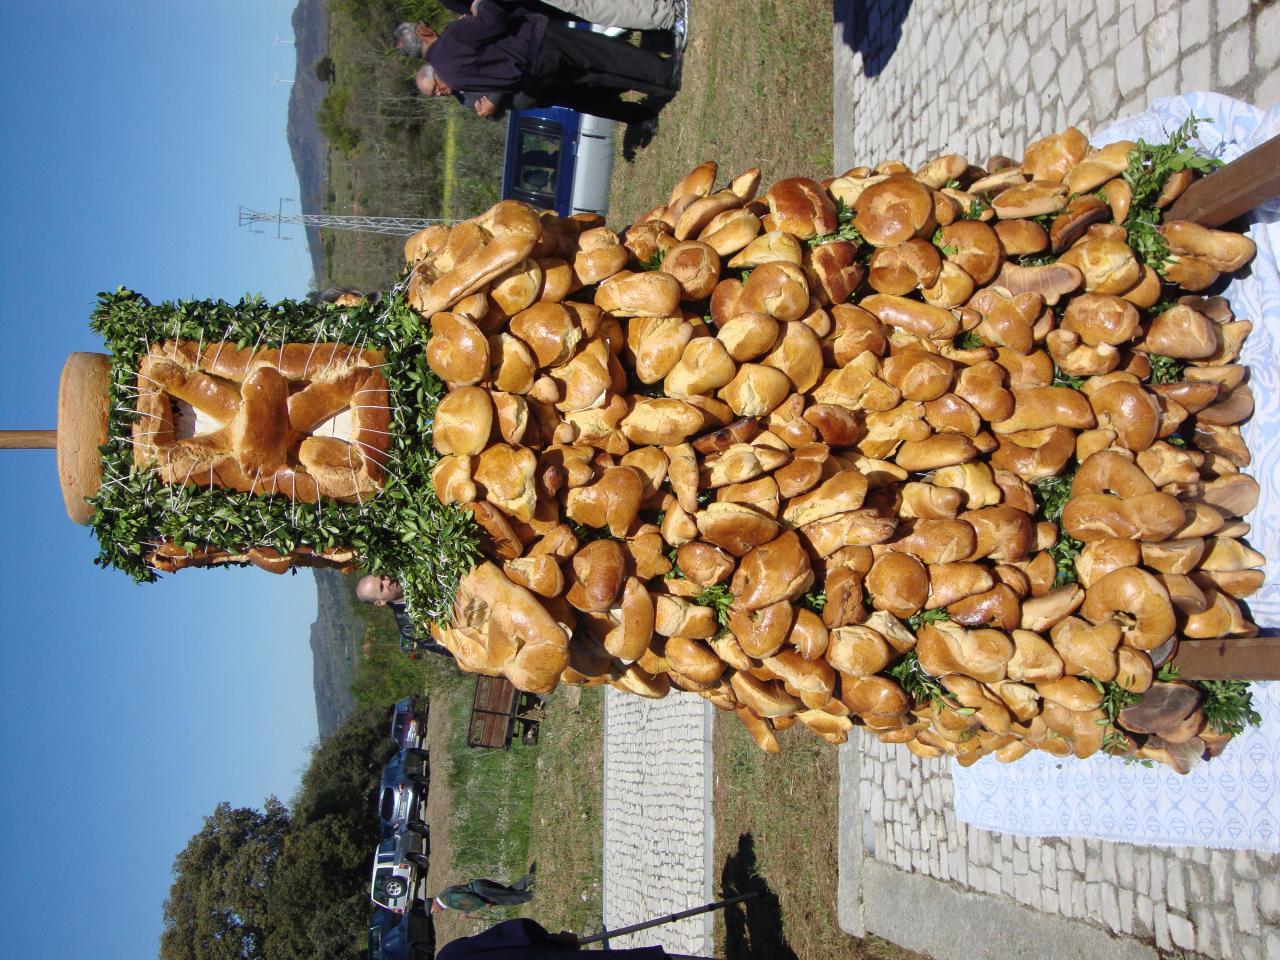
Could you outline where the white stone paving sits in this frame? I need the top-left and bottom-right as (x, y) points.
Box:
(834, 0), (1280, 175)
(849, 730), (1280, 958)
(602, 688), (713, 956)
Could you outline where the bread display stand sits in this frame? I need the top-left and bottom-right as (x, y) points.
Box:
(4, 99), (1279, 778)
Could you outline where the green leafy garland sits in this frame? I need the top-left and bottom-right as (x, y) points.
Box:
(86, 287), (479, 624)
(808, 197), (864, 247)
(886, 649), (946, 708)
(1032, 471), (1082, 587)
(1197, 679), (1264, 736)
(1121, 116), (1222, 273)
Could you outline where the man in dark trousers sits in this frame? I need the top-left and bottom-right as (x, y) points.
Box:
(430, 873), (535, 918)
(431, 0), (686, 33)
(436, 917), (707, 958)
(395, 1), (680, 129)
(354, 574), (453, 658)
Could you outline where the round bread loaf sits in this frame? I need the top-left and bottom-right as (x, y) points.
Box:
(57, 352), (112, 525)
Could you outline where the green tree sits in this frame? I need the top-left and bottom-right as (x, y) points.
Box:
(314, 55), (336, 82)
(293, 705), (395, 823)
(159, 798), (290, 960)
(318, 86), (361, 153)
(158, 708), (401, 960)
(267, 815), (378, 960)
(267, 707), (396, 960)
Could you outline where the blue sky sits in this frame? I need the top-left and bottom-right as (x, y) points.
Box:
(0, 4), (323, 958)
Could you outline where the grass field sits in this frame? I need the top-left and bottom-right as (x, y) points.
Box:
(609, 0), (835, 223)
(423, 683), (605, 945)
(713, 718), (925, 960)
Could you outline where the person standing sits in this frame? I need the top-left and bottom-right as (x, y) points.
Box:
(436, 917), (708, 958)
(433, 0), (687, 33)
(354, 574), (453, 658)
(396, 2), (679, 119)
(431, 874), (535, 918)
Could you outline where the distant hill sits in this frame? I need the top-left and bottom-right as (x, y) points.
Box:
(310, 568), (360, 736)
(287, 0), (329, 283)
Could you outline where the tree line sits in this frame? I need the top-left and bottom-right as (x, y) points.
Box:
(159, 707), (398, 960)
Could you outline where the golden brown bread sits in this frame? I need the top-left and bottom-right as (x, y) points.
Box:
(57, 352), (113, 524)
(132, 339), (390, 505)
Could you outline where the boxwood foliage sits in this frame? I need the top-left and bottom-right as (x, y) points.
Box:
(87, 286), (479, 625)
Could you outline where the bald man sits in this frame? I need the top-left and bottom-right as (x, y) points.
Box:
(355, 575), (452, 658)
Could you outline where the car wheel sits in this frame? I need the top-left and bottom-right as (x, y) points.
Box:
(383, 876), (408, 899)
(407, 770), (429, 787)
(406, 747), (428, 761)
(408, 852), (429, 870)
(407, 818), (429, 836)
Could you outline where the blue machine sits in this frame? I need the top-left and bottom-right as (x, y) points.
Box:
(501, 105), (617, 218)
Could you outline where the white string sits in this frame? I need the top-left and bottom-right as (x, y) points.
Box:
(303, 322), (324, 377)
(346, 403), (395, 413)
(345, 426), (396, 436)
(208, 324), (235, 370)
(348, 438), (403, 465)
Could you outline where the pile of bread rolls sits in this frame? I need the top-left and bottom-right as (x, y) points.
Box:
(405, 126), (1264, 772)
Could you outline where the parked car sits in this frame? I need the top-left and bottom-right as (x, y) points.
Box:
(369, 904), (434, 960)
(501, 105), (616, 219)
(377, 746), (430, 836)
(389, 696), (424, 750)
(369, 827), (430, 913)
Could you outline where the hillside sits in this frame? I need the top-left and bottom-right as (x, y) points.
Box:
(286, 0), (506, 291)
(286, 0), (329, 283)
(309, 568), (360, 736)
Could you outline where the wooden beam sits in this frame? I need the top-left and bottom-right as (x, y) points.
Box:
(0, 429), (56, 449)
(1172, 636), (1280, 680)
(1165, 133), (1280, 226)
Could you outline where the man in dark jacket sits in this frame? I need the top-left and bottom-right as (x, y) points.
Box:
(430, 873), (535, 917)
(436, 917), (704, 959)
(400, 1), (679, 122)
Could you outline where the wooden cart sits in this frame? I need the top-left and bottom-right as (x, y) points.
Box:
(466, 675), (544, 749)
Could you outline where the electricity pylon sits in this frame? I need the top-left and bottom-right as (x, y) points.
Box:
(238, 206), (459, 238)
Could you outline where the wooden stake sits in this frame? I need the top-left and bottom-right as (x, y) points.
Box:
(0, 430), (56, 449)
(1166, 133), (1280, 226)
(1173, 636), (1280, 681)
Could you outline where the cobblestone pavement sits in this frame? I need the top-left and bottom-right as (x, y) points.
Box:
(848, 731), (1280, 959)
(602, 688), (713, 955)
(834, 0), (1280, 172)
(831, 3), (1280, 959)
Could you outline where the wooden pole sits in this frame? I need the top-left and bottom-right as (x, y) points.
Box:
(0, 430), (56, 449)
(1166, 133), (1280, 226)
(1172, 636), (1280, 681)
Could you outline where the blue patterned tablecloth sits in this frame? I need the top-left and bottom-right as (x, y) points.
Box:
(951, 93), (1280, 852)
